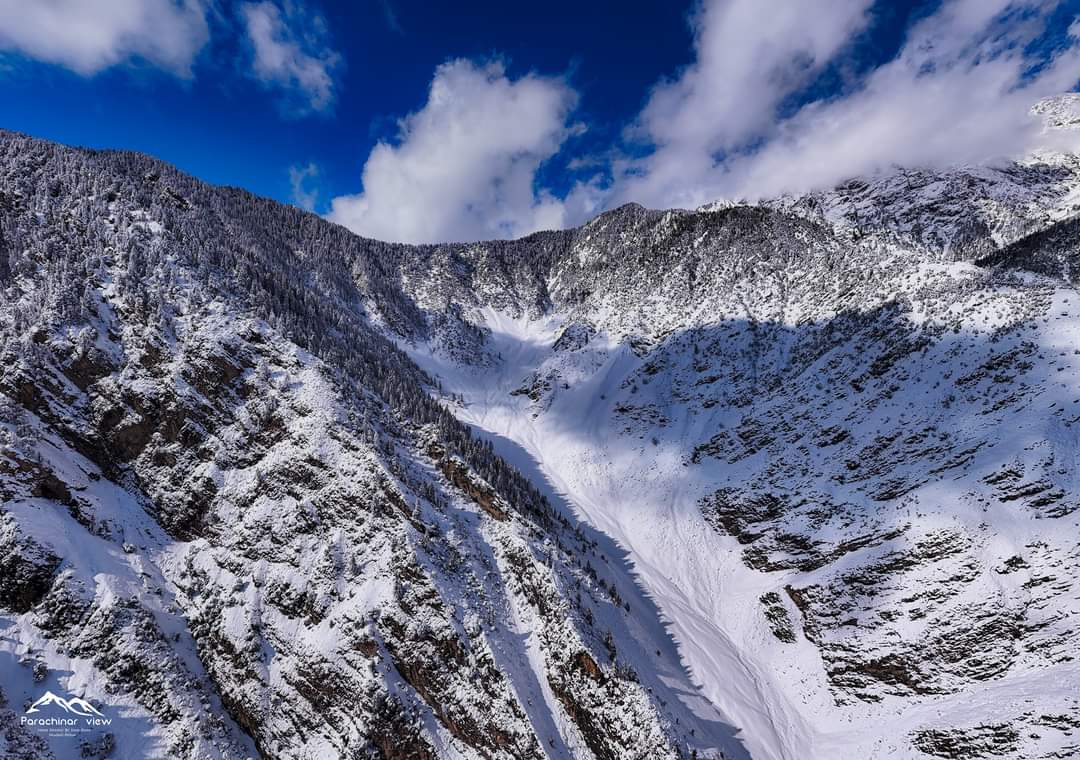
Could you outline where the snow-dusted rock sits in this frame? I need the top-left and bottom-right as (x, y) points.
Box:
(3, 95), (1080, 760)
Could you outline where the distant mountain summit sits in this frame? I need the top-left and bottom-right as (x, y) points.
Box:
(1032, 92), (1080, 132)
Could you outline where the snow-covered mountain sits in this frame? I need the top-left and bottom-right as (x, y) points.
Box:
(0, 133), (714, 760)
(2, 95), (1079, 759)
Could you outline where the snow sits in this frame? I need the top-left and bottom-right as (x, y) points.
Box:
(0, 416), (259, 760)
(407, 312), (803, 758)
(405, 265), (1080, 759)
(4, 102), (1080, 759)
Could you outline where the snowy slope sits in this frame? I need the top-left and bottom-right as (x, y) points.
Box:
(2, 94), (1080, 760)
(382, 96), (1080, 760)
(0, 133), (728, 759)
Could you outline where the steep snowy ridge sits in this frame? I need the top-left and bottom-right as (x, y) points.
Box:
(1, 94), (1080, 760)
(759, 95), (1080, 260)
(0, 133), (724, 759)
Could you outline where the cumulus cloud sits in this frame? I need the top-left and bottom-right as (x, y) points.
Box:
(289, 162), (320, 211)
(0, 0), (210, 77)
(328, 59), (596, 244)
(614, 0), (1080, 207)
(617, 0), (874, 207)
(240, 0), (342, 114)
(330, 1), (1079, 244)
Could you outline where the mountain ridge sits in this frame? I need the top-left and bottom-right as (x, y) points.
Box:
(1, 97), (1079, 759)
(0, 127), (728, 759)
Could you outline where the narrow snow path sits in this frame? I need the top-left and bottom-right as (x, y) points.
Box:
(479, 424), (800, 760)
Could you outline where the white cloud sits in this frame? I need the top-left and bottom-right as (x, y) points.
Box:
(328, 1), (1080, 244)
(614, 0), (1080, 207)
(328, 59), (595, 244)
(627, 0), (873, 200)
(240, 0), (342, 114)
(0, 0), (210, 77)
(289, 162), (320, 211)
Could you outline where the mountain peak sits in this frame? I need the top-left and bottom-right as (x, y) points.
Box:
(1032, 92), (1080, 131)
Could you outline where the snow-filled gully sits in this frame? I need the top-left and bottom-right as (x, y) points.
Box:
(406, 310), (812, 760)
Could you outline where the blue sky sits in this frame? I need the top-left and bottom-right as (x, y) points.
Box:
(0, 1), (698, 214)
(1, 1), (1078, 243)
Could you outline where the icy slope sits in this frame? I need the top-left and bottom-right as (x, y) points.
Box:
(404, 232), (1080, 760)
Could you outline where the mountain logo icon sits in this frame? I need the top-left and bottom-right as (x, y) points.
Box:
(26, 691), (105, 717)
